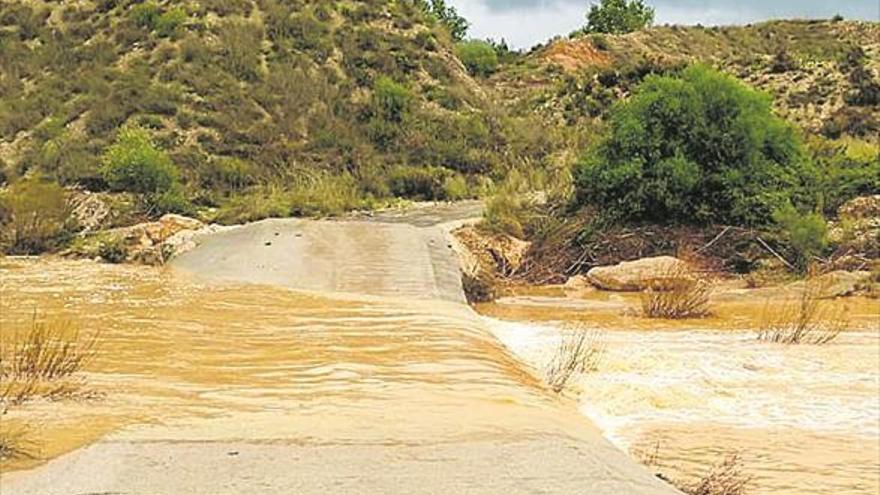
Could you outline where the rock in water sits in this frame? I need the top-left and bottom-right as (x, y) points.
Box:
(586, 256), (687, 291)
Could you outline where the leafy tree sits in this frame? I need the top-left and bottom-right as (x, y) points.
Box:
(417, 0), (469, 41)
(574, 65), (813, 226)
(456, 40), (499, 77)
(585, 0), (654, 34)
(101, 127), (188, 214)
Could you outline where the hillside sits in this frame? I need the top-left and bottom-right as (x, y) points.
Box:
(497, 20), (880, 143)
(0, 0), (554, 222)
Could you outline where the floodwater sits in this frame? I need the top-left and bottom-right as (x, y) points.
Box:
(0, 258), (578, 472)
(482, 290), (880, 495)
(1, 214), (683, 494)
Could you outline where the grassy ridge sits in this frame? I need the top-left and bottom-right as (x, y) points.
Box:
(0, 0), (556, 222)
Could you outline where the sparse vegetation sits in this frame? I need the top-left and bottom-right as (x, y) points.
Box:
(635, 442), (751, 495)
(641, 266), (714, 319)
(0, 177), (72, 254)
(545, 326), (605, 393)
(678, 455), (751, 495)
(757, 274), (847, 344)
(0, 315), (98, 408)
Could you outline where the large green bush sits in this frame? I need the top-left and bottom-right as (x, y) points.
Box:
(101, 127), (188, 214)
(585, 0), (654, 34)
(574, 65), (812, 226)
(456, 40), (499, 77)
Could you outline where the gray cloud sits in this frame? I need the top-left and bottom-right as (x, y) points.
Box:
(450, 0), (880, 49)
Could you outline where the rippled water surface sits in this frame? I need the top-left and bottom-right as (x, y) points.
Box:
(484, 291), (880, 495)
(1, 258), (576, 472)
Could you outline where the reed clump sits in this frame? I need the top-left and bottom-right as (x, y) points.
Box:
(756, 274), (847, 345)
(634, 442), (751, 495)
(545, 325), (605, 393)
(641, 266), (714, 319)
(1, 315), (98, 408)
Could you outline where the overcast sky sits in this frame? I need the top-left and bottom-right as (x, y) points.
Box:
(448, 0), (880, 49)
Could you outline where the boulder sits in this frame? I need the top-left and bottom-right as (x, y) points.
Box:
(453, 225), (531, 277)
(586, 256), (688, 291)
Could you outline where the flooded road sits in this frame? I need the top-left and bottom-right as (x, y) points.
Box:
(483, 291), (880, 495)
(0, 215), (675, 494)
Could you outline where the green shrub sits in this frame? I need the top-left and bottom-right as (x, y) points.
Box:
(130, 1), (160, 29)
(372, 76), (411, 123)
(0, 177), (71, 254)
(387, 166), (451, 200)
(155, 7), (186, 38)
(773, 205), (828, 270)
(810, 137), (880, 214)
(591, 34), (610, 51)
(455, 40), (499, 77)
(574, 65), (812, 226)
(585, 0), (654, 34)
(442, 175), (470, 200)
(101, 127), (188, 214)
(217, 19), (263, 81)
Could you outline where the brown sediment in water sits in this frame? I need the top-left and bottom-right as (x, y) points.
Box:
(476, 283), (880, 332)
(481, 284), (880, 495)
(0, 216), (677, 494)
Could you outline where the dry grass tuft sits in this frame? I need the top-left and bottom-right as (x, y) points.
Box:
(0, 424), (37, 462)
(545, 326), (605, 393)
(634, 442), (751, 495)
(678, 454), (751, 495)
(756, 275), (848, 345)
(641, 266), (714, 319)
(0, 315), (98, 408)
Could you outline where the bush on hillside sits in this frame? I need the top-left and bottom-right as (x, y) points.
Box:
(585, 0), (654, 34)
(155, 7), (186, 38)
(809, 137), (880, 215)
(101, 127), (188, 214)
(574, 65), (812, 226)
(772, 205), (828, 271)
(372, 76), (412, 123)
(0, 177), (71, 254)
(456, 40), (499, 77)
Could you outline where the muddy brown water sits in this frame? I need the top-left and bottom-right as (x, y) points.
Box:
(482, 289), (880, 495)
(0, 214), (676, 494)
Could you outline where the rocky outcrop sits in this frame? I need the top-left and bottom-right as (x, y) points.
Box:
(67, 214), (225, 266)
(453, 225), (531, 278)
(585, 256), (687, 291)
(69, 191), (111, 232)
